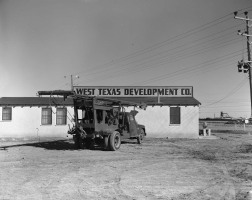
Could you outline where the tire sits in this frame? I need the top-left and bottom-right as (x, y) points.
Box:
(109, 131), (121, 151)
(104, 136), (110, 150)
(73, 135), (84, 149)
(73, 135), (79, 149)
(79, 138), (85, 149)
(85, 139), (92, 149)
(137, 129), (145, 144)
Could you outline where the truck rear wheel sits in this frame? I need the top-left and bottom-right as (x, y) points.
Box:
(79, 139), (85, 149)
(73, 135), (79, 149)
(73, 135), (84, 149)
(109, 131), (121, 151)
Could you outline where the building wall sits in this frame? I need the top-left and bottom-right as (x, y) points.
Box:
(0, 105), (199, 138)
(131, 106), (199, 138)
(0, 106), (74, 138)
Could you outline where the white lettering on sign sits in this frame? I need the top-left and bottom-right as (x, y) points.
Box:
(74, 86), (193, 97)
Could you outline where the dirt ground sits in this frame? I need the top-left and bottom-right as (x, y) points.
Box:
(0, 133), (252, 200)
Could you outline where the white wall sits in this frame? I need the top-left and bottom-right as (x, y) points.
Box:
(0, 106), (74, 138)
(0, 105), (199, 139)
(128, 106), (199, 138)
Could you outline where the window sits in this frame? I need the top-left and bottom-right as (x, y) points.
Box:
(41, 108), (52, 125)
(170, 107), (180, 125)
(2, 107), (12, 120)
(56, 108), (67, 125)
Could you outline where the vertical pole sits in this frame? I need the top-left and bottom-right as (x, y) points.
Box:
(71, 75), (73, 91)
(245, 12), (252, 118)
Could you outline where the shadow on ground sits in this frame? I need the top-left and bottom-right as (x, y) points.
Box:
(0, 138), (142, 151)
(121, 140), (139, 144)
(0, 140), (77, 151)
(0, 140), (116, 151)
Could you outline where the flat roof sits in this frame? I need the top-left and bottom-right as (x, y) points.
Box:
(0, 97), (73, 107)
(109, 97), (200, 106)
(0, 96), (200, 107)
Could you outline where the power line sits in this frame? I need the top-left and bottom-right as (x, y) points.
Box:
(72, 5), (252, 79)
(202, 100), (250, 104)
(200, 111), (250, 113)
(76, 20), (241, 81)
(130, 49), (244, 85)
(75, 37), (242, 85)
(75, 49), (243, 87)
(47, 5), (247, 86)
(201, 77), (248, 108)
(74, 16), (243, 84)
(81, 30), (240, 78)
(69, 14), (251, 89)
(70, 6), (252, 91)
(72, 11), (236, 77)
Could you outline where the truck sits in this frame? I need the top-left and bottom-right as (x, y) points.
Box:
(38, 90), (146, 151)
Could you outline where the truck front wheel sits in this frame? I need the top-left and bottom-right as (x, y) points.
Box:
(137, 129), (145, 144)
(109, 132), (121, 151)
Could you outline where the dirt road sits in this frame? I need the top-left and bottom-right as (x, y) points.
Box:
(0, 133), (252, 200)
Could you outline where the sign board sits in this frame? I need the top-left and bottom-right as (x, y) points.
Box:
(74, 86), (193, 97)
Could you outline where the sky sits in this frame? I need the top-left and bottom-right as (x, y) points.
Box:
(1, 0), (252, 118)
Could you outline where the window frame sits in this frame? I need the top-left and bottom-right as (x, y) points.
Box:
(56, 107), (67, 125)
(170, 107), (181, 125)
(41, 107), (52, 125)
(2, 107), (12, 121)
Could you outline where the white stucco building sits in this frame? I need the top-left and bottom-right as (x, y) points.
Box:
(116, 96), (200, 138)
(134, 105), (199, 138)
(0, 97), (74, 138)
(0, 86), (201, 139)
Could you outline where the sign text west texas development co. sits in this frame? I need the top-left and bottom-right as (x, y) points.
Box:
(74, 86), (193, 97)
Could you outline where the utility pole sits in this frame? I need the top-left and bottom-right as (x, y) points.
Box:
(234, 11), (252, 118)
(65, 75), (79, 91)
(71, 75), (73, 91)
